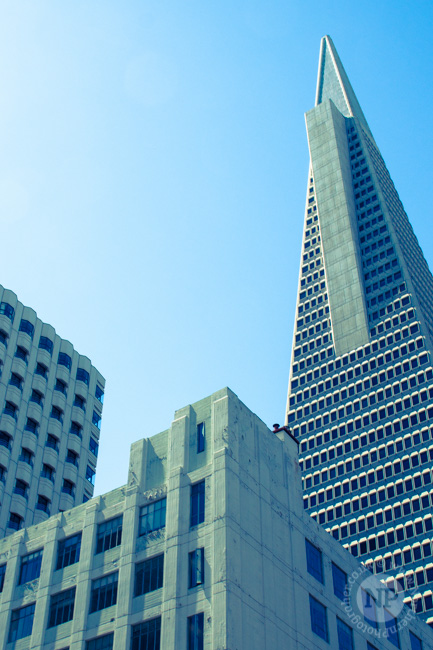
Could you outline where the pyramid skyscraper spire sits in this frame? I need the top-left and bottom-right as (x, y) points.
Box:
(286, 37), (433, 623)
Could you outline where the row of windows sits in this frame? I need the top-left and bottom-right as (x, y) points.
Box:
(294, 319), (330, 344)
(2, 396), (102, 433)
(313, 487), (433, 530)
(293, 363), (428, 426)
(340, 517), (433, 560)
(0, 342), (103, 404)
(3, 489), (205, 587)
(302, 436), (433, 475)
(300, 396), (432, 453)
(305, 465), (433, 510)
(296, 391), (432, 441)
(0, 425), (98, 461)
(292, 300), (415, 388)
(299, 268), (325, 287)
(292, 336), (425, 410)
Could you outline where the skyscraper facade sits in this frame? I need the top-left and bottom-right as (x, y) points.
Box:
(0, 284), (105, 537)
(286, 36), (433, 622)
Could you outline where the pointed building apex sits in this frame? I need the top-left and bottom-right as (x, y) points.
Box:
(315, 36), (373, 140)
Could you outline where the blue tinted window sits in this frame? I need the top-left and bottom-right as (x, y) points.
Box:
(309, 595), (328, 641)
(76, 368), (89, 385)
(0, 302), (14, 321)
(190, 481), (205, 527)
(19, 550), (43, 584)
(306, 539), (323, 583)
(39, 336), (53, 354)
(58, 352), (72, 370)
(19, 320), (34, 338)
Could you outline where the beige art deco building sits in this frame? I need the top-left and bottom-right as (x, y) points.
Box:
(0, 285), (105, 537)
(0, 388), (431, 649)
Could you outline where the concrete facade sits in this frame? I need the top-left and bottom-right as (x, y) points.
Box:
(286, 36), (433, 623)
(0, 388), (431, 649)
(0, 285), (105, 537)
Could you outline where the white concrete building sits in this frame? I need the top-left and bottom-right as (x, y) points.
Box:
(286, 36), (433, 621)
(0, 387), (431, 649)
(0, 285), (105, 537)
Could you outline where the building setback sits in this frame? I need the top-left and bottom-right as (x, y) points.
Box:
(0, 388), (431, 649)
(286, 36), (433, 621)
(0, 285), (105, 536)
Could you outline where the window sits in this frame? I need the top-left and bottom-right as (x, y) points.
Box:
(73, 394), (86, 410)
(95, 384), (104, 403)
(39, 336), (53, 354)
(86, 633), (114, 650)
(76, 368), (90, 385)
(361, 588), (377, 627)
(66, 449), (79, 466)
(190, 481), (205, 527)
(197, 422), (205, 453)
(10, 372), (23, 388)
(8, 603), (35, 642)
(19, 448), (34, 466)
(0, 464), (5, 483)
(0, 431), (11, 448)
(92, 410), (102, 429)
(25, 417), (38, 434)
(384, 608), (400, 648)
(19, 319), (34, 338)
(0, 563), (5, 592)
(139, 499), (166, 536)
(131, 617), (161, 650)
(89, 572), (118, 613)
(309, 595), (328, 641)
(409, 631), (423, 650)
(0, 301), (15, 321)
(55, 378), (67, 394)
(332, 563), (346, 600)
(337, 617), (353, 650)
(46, 434), (59, 451)
(56, 533), (82, 570)
(4, 400), (17, 418)
(306, 539), (323, 583)
(62, 479), (75, 496)
(58, 352), (72, 370)
(8, 513), (23, 530)
(35, 362), (48, 378)
(70, 421), (82, 437)
(48, 587), (76, 627)
(85, 466), (95, 486)
(96, 515), (123, 553)
(188, 612), (204, 650)
(189, 548), (204, 588)
(15, 345), (28, 361)
(30, 389), (43, 405)
(51, 405), (63, 422)
(134, 554), (164, 597)
(14, 479), (28, 498)
(19, 549), (43, 584)
(0, 329), (8, 345)
(36, 495), (50, 513)
(89, 437), (99, 457)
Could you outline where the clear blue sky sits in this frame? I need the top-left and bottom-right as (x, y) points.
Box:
(1, 1), (432, 495)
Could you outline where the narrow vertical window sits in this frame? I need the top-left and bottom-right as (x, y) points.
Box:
(190, 481), (205, 527)
(188, 612), (204, 650)
(197, 422), (205, 453)
(189, 548), (204, 588)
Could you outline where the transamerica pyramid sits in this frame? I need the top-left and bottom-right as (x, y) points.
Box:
(286, 36), (433, 623)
